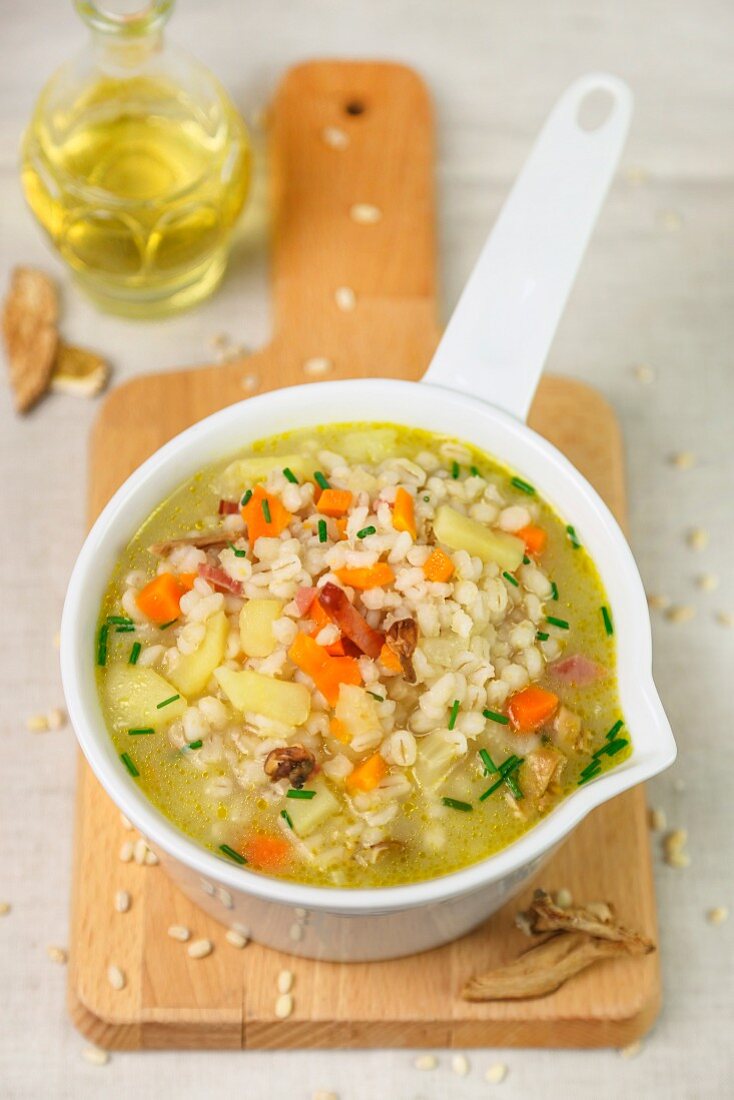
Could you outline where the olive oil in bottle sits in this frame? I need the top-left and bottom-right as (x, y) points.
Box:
(21, 1), (251, 318)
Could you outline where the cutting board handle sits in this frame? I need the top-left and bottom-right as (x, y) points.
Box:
(268, 61), (441, 379)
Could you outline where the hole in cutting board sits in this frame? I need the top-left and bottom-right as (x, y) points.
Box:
(576, 87), (615, 131)
(344, 99), (367, 116)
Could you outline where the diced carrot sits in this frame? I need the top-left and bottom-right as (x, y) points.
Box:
(242, 484), (292, 543)
(240, 834), (290, 870)
(392, 487), (416, 538)
(136, 573), (185, 624)
(288, 633), (361, 706)
(288, 632), (330, 680)
(423, 547), (454, 583)
(316, 488), (353, 517)
(330, 717), (350, 743)
(516, 524), (548, 556)
(346, 753), (388, 794)
(335, 517), (348, 540)
(176, 572), (198, 593)
(379, 642), (403, 675)
(314, 656), (361, 707)
(309, 599), (345, 655)
(335, 563), (395, 590)
(507, 685), (559, 733)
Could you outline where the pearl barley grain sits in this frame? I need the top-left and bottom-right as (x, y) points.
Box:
(114, 890), (131, 914)
(303, 357), (333, 378)
(107, 965), (126, 991)
(452, 1053), (470, 1076)
(225, 929), (248, 949)
(167, 925), (191, 942)
(322, 125), (349, 149)
(275, 992), (293, 1018)
(414, 1054), (438, 1070)
(687, 527), (709, 551)
(277, 969), (294, 994)
(47, 945), (68, 965)
(485, 1062), (508, 1083)
(350, 203), (382, 224)
(335, 286), (356, 311)
(82, 1046), (109, 1066)
(187, 938), (213, 959)
(119, 840), (134, 863)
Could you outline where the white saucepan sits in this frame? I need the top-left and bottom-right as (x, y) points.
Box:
(61, 74), (675, 961)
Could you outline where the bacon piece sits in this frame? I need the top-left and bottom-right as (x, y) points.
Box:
(385, 617), (418, 684)
(197, 562), (243, 595)
(548, 653), (607, 686)
(294, 586), (318, 615)
(218, 499), (240, 515)
(149, 531), (230, 556)
(319, 582), (384, 659)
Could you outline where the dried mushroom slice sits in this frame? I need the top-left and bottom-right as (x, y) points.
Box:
(2, 266), (59, 413)
(264, 745), (316, 789)
(462, 931), (645, 1002)
(149, 532), (233, 556)
(385, 617), (418, 683)
(516, 889), (654, 950)
(51, 343), (109, 396)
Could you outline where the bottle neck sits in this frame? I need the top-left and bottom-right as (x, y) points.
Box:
(90, 25), (164, 74)
(76, 0), (172, 70)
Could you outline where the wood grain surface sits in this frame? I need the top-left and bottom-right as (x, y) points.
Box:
(68, 60), (659, 1051)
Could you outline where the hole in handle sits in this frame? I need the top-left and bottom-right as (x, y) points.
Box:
(576, 87), (616, 131)
(344, 99), (366, 117)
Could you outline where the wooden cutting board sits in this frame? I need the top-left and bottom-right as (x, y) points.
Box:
(68, 61), (659, 1050)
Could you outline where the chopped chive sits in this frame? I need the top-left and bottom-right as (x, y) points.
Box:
(451, 460), (460, 479)
(219, 844), (246, 864)
(503, 570), (519, 587)
(280, 809), (293, 830)
(523, 554), (531, 565)
(601, 605), (614, 636)
(241, 489), (253, 507)
(186, 739), (203, 750)
(578, 760), (602, 784)
(314, 471), (330, 490)
(483, 708), (509, 725)
(511, 476), (535, 495)
(159, 618), (178, 631)
(566, 524), (581, 549)
(261, 498), (272, 524)
(128, 641), (142, 665)
(357, 525), (376, 539)
(120, 752), (139, 777)
(448, 699), (460, 731)
(367, 691), (384, 702)
(546, 615), (570, 630)
(478, 755), (523, 801)
(594, 737), (629, 759)
(442, 796), (472, 812)
(606, 719), (624, 741)
(470, 465), (480, 477)
(317, 518), (328, 543)
(106, 615), (133, 625)
(479, 748), (497, 774)
(423, 494), (430, 502)
(115, 624), (136, 633)
(128, 727), (154, 736)
(283, 467), (298, 484)
(228, 541), (247, 558)
(96, 624), (109, 666)
(156, 694), (181, 709)
(286, 789), (316, 800)
(536, 630), (549, 642)
(549, 580), (559, 601)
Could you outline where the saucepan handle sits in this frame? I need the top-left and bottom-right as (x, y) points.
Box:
(422, 72), (633, 421)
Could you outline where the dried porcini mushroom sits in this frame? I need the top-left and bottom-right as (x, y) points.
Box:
(462, 888), (655, 1002)
(2, 267), (59, 413)
(2, 266), (110, 413)
(264, 745), (315, 789)
(51, 343), (109, 396)
(385, 617), (418, 683)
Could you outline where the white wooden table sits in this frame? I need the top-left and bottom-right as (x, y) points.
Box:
(1, 1), (732, 1096)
